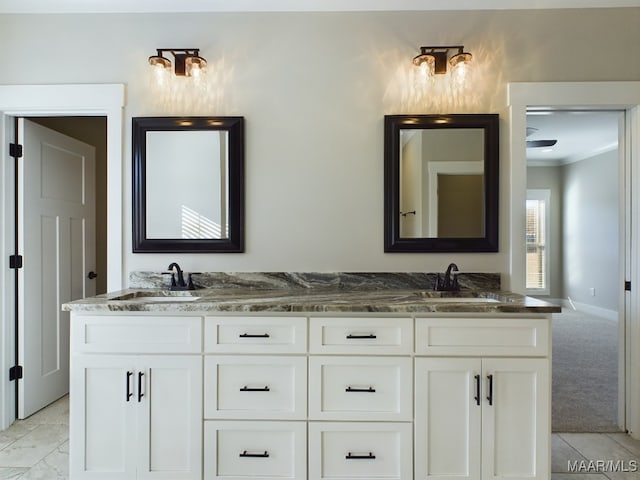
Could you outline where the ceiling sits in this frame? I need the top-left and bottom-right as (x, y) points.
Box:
(526, 110), (621, 166)
(1, 0), (639, 13)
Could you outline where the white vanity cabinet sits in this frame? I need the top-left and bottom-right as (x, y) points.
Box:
(69, 309), (553, 480)
(69, 315), (203, 480)
(414, 317), (551, 480)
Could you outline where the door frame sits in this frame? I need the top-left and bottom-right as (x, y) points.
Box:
(507, 81), (640, 438)
(0, 84), (125, 430)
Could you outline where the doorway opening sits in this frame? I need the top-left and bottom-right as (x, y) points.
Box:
(0, 83), (124, 431)
(525, 109), (624, 433)
(14, 117), (107, 420)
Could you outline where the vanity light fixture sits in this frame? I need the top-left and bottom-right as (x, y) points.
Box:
(148, 48), (207, 82)
(412, 45), (472, 86)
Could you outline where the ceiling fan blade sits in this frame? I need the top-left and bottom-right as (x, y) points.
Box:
(526, 139), (557, 148)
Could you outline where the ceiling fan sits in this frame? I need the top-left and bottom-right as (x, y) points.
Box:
(526, 127), (557, 148)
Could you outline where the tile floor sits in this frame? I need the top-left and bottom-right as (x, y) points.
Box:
(0, 396), (68, 480)
(0, 396), (639, 479)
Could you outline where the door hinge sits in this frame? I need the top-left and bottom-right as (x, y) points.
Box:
(625, 281), (631, 291)
(9, 143), (23, 158)
(9, 255), (23, 269)
(9, 365), (23, 381)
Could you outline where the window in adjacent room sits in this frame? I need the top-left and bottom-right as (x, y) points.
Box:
(526, 189), (550, 295)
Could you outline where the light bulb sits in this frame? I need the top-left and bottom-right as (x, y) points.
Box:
(449, 52), (472, 89)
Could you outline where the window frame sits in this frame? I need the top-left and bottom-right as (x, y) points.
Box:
(525, 189), (551, 296)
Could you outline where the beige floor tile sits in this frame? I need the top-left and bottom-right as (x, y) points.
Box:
(552, 475), (609, 480)
(17, 441), (69, 480)
(0, 424), (68, 468)
(22, 396), (69, 427)
(608, 433), (640, 457)
(553, 434), (587, 473)
(0, 468), (29, 480)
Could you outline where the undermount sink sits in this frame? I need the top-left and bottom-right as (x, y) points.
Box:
(109, 291), (201, 302)
(416, 291), (503, 303)
(420, 296), (500, 303)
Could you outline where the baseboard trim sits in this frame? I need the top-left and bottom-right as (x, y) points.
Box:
(555, 298), (619, 321)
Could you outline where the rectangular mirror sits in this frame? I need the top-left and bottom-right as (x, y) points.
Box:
(384, 114), (499, 252)
(132, 116), (244, 253)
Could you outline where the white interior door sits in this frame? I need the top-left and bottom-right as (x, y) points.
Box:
(18, 118), (96, 418)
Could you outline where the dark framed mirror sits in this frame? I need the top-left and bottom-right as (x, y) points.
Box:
(132, 116), (244, 253)
(384, 114), (499, 252)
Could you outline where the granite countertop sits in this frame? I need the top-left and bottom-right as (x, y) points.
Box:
(62, 272), (560, 314)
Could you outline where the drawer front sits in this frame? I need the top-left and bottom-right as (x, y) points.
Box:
(204, 316), (307, 353)
(205, 356), (307, 419)
(71, 314), (202, 353)
(309, 317), (413, 354)
(308, 422), (412, 480)
(204, 421), (306, 480)
(309, 357), (412, 421)
(415, 317), (550, 357)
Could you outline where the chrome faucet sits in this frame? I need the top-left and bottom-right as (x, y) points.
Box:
(434, 263), (461, 291)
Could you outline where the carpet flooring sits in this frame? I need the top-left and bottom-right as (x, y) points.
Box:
(552, 308), (620, 432)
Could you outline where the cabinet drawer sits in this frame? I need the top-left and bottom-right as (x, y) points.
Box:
(204, 356), (307, 419)
(309, 317), (413, 354)
(204, 316), (307, 353)
(308, 422), (412, 480)
(204, 421), (306, 480)
(71, 314), (202, 353)
(415, 317), (550, 356)
(309, 356), (412, 421)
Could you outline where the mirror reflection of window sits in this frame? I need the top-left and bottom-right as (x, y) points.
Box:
(146, 130), (229, 239)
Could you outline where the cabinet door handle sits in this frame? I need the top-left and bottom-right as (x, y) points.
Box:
(345, 386), (376, 393)
(346, 333), (377, 339)
(239, 450), (269, 458)
(126, 371), (133, 402)
(486, 374), (493, 406)
(240, 386), (270, 392)
(239, 333), (270, 338)
(474, 374), (480, 406)
(138, 371), (145, 402)
(346, 452), (376, 460)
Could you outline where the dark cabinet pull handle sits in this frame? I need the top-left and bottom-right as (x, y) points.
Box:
(346, 334), (377, 339)
(126, 371), (133, 402)
(138, 371), (144, 402)
(345, 386), (376, 393)
(239, 333), (270, 338)
(240, 386), (270, 392)
(239, 450), (269, 458)
(87, 271), (98, 280)
(474, 374), (480, 406)
(486, 374), (493, 406)
(346, 452), (376, 460)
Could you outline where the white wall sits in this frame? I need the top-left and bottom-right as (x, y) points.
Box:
(1, 9), (639, 281)
(563, 149), (619, 311)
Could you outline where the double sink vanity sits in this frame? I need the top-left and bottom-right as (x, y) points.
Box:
(64, 271), (560, 480)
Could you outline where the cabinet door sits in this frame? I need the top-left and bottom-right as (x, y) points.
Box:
(481, 358), (549, 480)
(70, 354), (137, 480)
(137, 355), (203, 480)
(415, 358), (482, 480)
